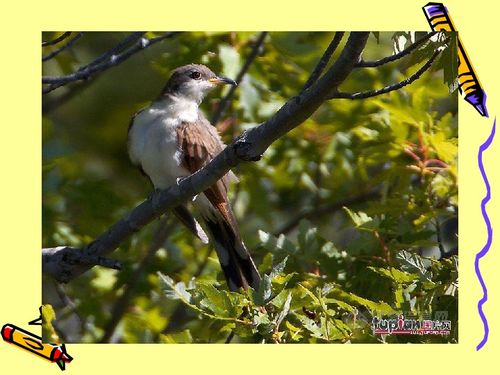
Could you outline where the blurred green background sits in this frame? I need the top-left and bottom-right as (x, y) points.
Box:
(42, 32), (458, 343)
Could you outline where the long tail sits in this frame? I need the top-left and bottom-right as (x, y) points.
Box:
(203, 216), (261, 291)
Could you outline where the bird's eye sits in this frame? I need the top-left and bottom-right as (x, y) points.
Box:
(190, 71), (201, 80)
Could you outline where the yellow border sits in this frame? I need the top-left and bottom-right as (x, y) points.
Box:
(1, 1), (499, 374)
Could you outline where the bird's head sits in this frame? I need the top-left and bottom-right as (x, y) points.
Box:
(162, 64), (236, 104)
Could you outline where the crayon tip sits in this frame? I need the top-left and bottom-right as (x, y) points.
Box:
(56, 360), (66, 371)
(465, 90), (488, 118)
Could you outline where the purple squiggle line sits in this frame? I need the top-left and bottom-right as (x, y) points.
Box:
(475, 118), (496, 351)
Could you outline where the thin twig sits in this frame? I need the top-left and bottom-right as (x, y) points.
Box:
(42, 80), (87, 114)
(435, 218), (446, 258)
(330, 47), (442, 100)
(53, 282), (87, 334)
(302, 32), (345, 92)
(356, 32), (436, 68)
(274, 188), (380, 235)
(83, 32), (145, 68)
(42, 32), (180, 94)
(211, 32), (268, 125)
(374, 230), (391, 264)
(42, 32), (83, 62)
(42, 32), (72, 47)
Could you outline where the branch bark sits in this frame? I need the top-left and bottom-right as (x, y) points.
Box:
(355, 32), (436, 68)
(42, 32), (370, 283)
(42, 32), (83, 62)
(302, 32), (345, 91)
(330, 46), (442, 100)
(42, 32), (180, 94)
(42, 32), (72, 47)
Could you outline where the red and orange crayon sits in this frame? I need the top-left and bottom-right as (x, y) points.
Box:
(2, 324), (73, 371)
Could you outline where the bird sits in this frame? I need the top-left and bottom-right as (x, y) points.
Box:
(127, 64), (261, 292)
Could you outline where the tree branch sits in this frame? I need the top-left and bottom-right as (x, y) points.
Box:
(42, 32), (72, 47)
(42, 32), (83, 62)
(210, 32), (268, 125)
(42, 246), (122, 276)
(301, 32), (345, 92)
(329, 46), (442, 100)
(42, 32), (180, 94)
(84, 32), (145, 67)
(356, 32), (436, 68)
(41, 32), (370, 283)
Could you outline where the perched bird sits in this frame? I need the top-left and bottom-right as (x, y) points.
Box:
(128, 64), (261, 291)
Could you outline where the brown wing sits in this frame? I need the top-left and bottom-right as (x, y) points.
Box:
(176, 117), (240, 236)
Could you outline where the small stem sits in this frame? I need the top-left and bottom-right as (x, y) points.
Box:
(330, 47), (443, 100)
(211, 32), (268, 124)
(302, 32), (345, 92)
(356, 32), (436, 68)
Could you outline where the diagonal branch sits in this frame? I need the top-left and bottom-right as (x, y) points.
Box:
(356, 31), (436, 68)
(84, 32), (145, 68)
(42, 32), (180, 94)
(42, 32), (370, 284)
(42, 32), (72, 47)
(42, 32), (83, 62)
(302, 32), (345, 92)
(329, 47), (442, 100)
(211, 31), (268, 125)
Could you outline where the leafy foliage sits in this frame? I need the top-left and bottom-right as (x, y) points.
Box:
(42, 31), (458, 343)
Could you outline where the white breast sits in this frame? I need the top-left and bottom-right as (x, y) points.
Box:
(127, 97), (198, 189)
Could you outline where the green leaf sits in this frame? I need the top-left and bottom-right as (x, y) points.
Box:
(343, 207), (377, 230)
(197, 282), (236, 317)
(90, 268), (117, 291)
(320, 241), (341, 258)
(297, 220), (320, 253)
(258, 230), (297, 254)
(253, 274), (272, 305)
(218, 44), (241, 79)
(439, 33), (458, 91)
(332, 289), (398, 316)
(254, 312), (275, 335)
(300, 172), (318, 192)
(158, 273), (192, 303)
(368, 266), (418, 283)
(270, 256), (289, 278)
(429, 132), (457, 163)
(160, 329), (193, 343)
(297, 314), (324, 339)
(323, 298), (356, 313)
(239, 76), (260, 121)
(275, 292), (292, 329)
(396, 250), (433, 282)
(41, 304), (60, 343)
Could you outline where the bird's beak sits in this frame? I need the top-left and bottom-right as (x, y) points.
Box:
(209, 76), (237, 86)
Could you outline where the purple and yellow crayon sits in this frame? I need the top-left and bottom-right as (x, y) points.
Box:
(423, 2), (488, 117)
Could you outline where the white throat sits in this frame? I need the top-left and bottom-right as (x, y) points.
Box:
(153, 94), (200, 123)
